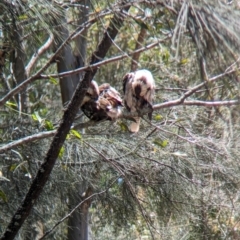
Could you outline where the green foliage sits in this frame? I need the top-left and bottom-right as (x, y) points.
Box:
(0, 189), (7, 203)
(1, 0), (240, 239)
(58, 146), (65, 159)
(70, 129), (82, 140)
(153, 138), (168, 148)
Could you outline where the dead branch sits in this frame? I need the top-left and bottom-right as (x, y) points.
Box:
(0, 10), (111, 108)
(25, 34), (54, 77)
(39, 187), (113, 240)
(0, 2), (130, 239)
(39, 38), (169, 80)
(1, 96), (239, 154)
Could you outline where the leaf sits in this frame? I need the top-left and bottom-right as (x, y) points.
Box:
(66, 134), (70, 140)
(154, 114), (163, 121)
(40, 108), (48, 117)
(18, 14), (28, 20)
(31, 113), (38, 121)
(95, 7), (101, 13)
(70, 129), (82, 139)
(9, 163), (17, 172)
(153, 138), (168, 148)
(118, 122), (128, 132)
(61, 164), (68, 171)
(179, 58), (189, 65)
(58, 146), (65, 159)
(49, 76), (58, 85)
(5, 101), (17, 108)
(31, 112), (42, 123)
(0, 189), (7, 202)
(161, 49), (170, 64)
(44, 120), (54, 130)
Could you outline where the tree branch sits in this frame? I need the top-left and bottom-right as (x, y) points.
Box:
(0, 2), (130, 239)
(39, 186), (114, 240)
(0, 10), (111, 108)
(1, 97), (240, 154)
(0, 130), (56, 153)
(39, 38), (168, 79)
(183, 100), (240, 107)
(25, 34), (54, 77)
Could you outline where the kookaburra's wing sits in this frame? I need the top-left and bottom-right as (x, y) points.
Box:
(123, 69), (155, 133)
(81, 81), (123, 121)
(123, 73), (136, 113)
(98, 83), (123, 120)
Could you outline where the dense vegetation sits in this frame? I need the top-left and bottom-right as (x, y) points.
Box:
(1, 0), (240, 239)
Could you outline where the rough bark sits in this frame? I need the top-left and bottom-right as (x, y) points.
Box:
(56, 2), (91, 240)
(10, 6), (27, 111)
(0, 1), (129, 239)
(131, 26), (147, 72)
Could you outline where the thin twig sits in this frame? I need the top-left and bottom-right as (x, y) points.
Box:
(84, 141), (156, 239)
(0, 10), (111, 107)
(183, 99), (240, 107)
(39, 37), (170, 80)
(1, 96), (240, 154)
(39, 186), (115, 240)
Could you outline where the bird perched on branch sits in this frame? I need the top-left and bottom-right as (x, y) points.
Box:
(98, 83), (123, 120)
(81, 81), (123, 121)
(81, 80), (99, 107)
(123, 69), (155, 133)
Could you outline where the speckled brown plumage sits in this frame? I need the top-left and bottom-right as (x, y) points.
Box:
(81, 81), (123, 121)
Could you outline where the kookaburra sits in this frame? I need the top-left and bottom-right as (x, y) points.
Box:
(81, 81), (123, 121)
(123, 69), (155, 133)
(98, 83), (123, 120)
(81, 80), (99, 107)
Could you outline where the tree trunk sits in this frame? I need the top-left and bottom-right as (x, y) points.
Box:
(55, 2), (90, 240)
(0, 1), (128, 238)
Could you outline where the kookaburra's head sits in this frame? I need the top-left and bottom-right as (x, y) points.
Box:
(81, 80), (100, 106)
(131, 69), (155, 102)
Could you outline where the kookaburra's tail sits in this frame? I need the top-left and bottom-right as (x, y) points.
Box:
(129, 117), (141, 133)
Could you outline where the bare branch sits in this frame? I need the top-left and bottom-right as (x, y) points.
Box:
(25, 34), (54, 77)
(39, 187), (113, 240)
(183, 99), (240, 107)
(0, 2), (130, 238)
(153, 99), (240, 111)
(153, 67), (240, 110)
(1, 98), (239, 155)
(0, 119), (99, 154)
(0, 130), (56, 154)
(0, 10), (110, 108)
(39, 38), (169, 80)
